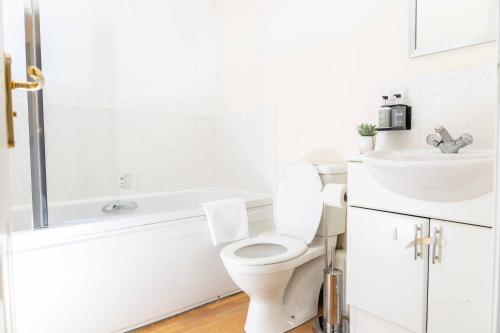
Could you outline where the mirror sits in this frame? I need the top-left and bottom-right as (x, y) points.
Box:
(409, 0), (496, 57)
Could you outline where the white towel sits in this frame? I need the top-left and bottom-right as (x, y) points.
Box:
(202, 198), (249, 246)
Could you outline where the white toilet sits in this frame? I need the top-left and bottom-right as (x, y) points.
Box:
(220, 161), (347, 333)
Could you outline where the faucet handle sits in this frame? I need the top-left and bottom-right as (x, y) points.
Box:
(426, 134), (442, 147)
(456, 133), (473, 147)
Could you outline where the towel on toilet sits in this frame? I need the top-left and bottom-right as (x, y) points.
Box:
(202, 198), (249, 246)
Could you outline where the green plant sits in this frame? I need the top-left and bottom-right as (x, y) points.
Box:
(357, 123), (377, 137)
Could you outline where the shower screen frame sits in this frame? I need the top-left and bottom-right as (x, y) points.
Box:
(24, 0), (48, 229)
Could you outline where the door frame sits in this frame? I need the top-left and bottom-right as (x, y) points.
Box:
(492, 1), (500, 331)
(0, 0), (15, 331)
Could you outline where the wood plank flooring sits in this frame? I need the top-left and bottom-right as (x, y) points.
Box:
(133, 292), (317, 333)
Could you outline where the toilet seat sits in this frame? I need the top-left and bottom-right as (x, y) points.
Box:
(220, 235), (307, 266)
(221, 161), (324, 268)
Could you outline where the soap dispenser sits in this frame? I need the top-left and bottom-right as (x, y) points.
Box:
(377, 93), (411, 131)
(378, 96), (391, 129)
(390, 94), (407, 129)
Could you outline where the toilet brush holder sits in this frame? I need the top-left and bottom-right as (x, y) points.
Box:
(313, 266), (346, 333)
(315, 183), (348, 333)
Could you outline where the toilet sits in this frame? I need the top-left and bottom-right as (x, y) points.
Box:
(220, 161), (347, 333)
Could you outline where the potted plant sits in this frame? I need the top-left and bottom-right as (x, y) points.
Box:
(357, 123), (377, 153)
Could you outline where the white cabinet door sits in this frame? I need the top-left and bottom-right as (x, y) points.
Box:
(427, 220), (493, 333)
(347, 207), (428, 333)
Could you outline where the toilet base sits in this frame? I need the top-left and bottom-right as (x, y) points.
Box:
(244, 297), (294, 333)
(244, 299), (319, 333)
(241, 257), (324, 333)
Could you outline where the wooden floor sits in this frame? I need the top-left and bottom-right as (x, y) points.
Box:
(133, 292), (317, 333)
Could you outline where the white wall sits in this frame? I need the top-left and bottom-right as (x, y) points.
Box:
(215, 0), (497, 171)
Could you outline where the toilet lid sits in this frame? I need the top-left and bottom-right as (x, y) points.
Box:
(274, 161), (323, 244)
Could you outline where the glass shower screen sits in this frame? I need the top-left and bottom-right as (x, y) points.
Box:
(5, 0), (218, 226)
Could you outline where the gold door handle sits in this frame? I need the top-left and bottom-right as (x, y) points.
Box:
(4, 53), (45, 148)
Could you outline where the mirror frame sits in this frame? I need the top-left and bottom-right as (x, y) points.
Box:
(409, 0), (496, 57)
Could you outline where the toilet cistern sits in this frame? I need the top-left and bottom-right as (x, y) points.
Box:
(426, 125), (473, 153)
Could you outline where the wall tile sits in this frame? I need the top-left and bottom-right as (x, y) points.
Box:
(8, 162), (32, 207)
(10, 107), (276, 206)
(470, 64), (497, 92)
(408, 69), (470, 99)
(379, 64), (496, 151)
(218, 111), (276, 194)
(470, 89), (497, 149)
(197, 121), (220, 189)
(416, 94), (470, 148)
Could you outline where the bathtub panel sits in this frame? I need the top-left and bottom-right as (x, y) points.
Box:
(11, 206), (273, 333)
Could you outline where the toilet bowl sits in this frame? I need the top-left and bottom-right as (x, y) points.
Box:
(220, 161), (347, 333)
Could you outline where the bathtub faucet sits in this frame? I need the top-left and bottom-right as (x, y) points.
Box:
(102, 201), (138, 213)
(426, 126), (473, 153)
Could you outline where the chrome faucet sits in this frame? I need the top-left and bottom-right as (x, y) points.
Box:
(102, 201), (138, 213)
(426, 126), (473, 153)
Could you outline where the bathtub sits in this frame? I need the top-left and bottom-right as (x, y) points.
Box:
(9, 188), (273, 333)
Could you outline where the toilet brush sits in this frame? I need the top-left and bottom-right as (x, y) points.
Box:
(314, 185), (347, 333)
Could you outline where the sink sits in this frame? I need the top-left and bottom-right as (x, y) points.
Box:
(364, 150), (494, 202)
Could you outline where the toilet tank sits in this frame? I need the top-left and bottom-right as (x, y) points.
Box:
(315, 163), (347, 237)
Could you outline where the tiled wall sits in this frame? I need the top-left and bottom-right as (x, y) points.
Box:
(9, 101), (276, 207)
(377, 63), (497, 150)
(218, 111), (277, 194)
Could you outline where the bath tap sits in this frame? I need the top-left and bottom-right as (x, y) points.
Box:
(102, 201), (138, 213)
(426, 126), (473, 153)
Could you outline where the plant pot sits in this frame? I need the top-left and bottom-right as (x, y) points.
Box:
(359, 136), (375, 154)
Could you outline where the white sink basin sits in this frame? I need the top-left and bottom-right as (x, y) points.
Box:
(364, 150), (494, 202)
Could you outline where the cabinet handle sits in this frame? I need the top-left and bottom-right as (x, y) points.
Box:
(413, 224), (422, 260)
(406, 227), (431, 259)
(432, 227), (441, 264)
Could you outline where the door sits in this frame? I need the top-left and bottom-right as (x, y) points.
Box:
(347, 207), (428, 333)
(0, 0), (13, 331)
(427, 220), (493, 333)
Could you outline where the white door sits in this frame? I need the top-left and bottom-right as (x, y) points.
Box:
(347, 207), (428, 333)
(427, 220), (493, 333)
(0, 0), (13, 332)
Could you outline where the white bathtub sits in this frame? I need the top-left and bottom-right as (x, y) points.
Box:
(9, 188), (273, 333)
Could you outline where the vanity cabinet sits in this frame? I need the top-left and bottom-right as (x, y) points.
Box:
(347, 208), (428, 333)
(346, 158), (494, 333)
(347, 207), (493, 333)
(427, 220), (492, 333)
